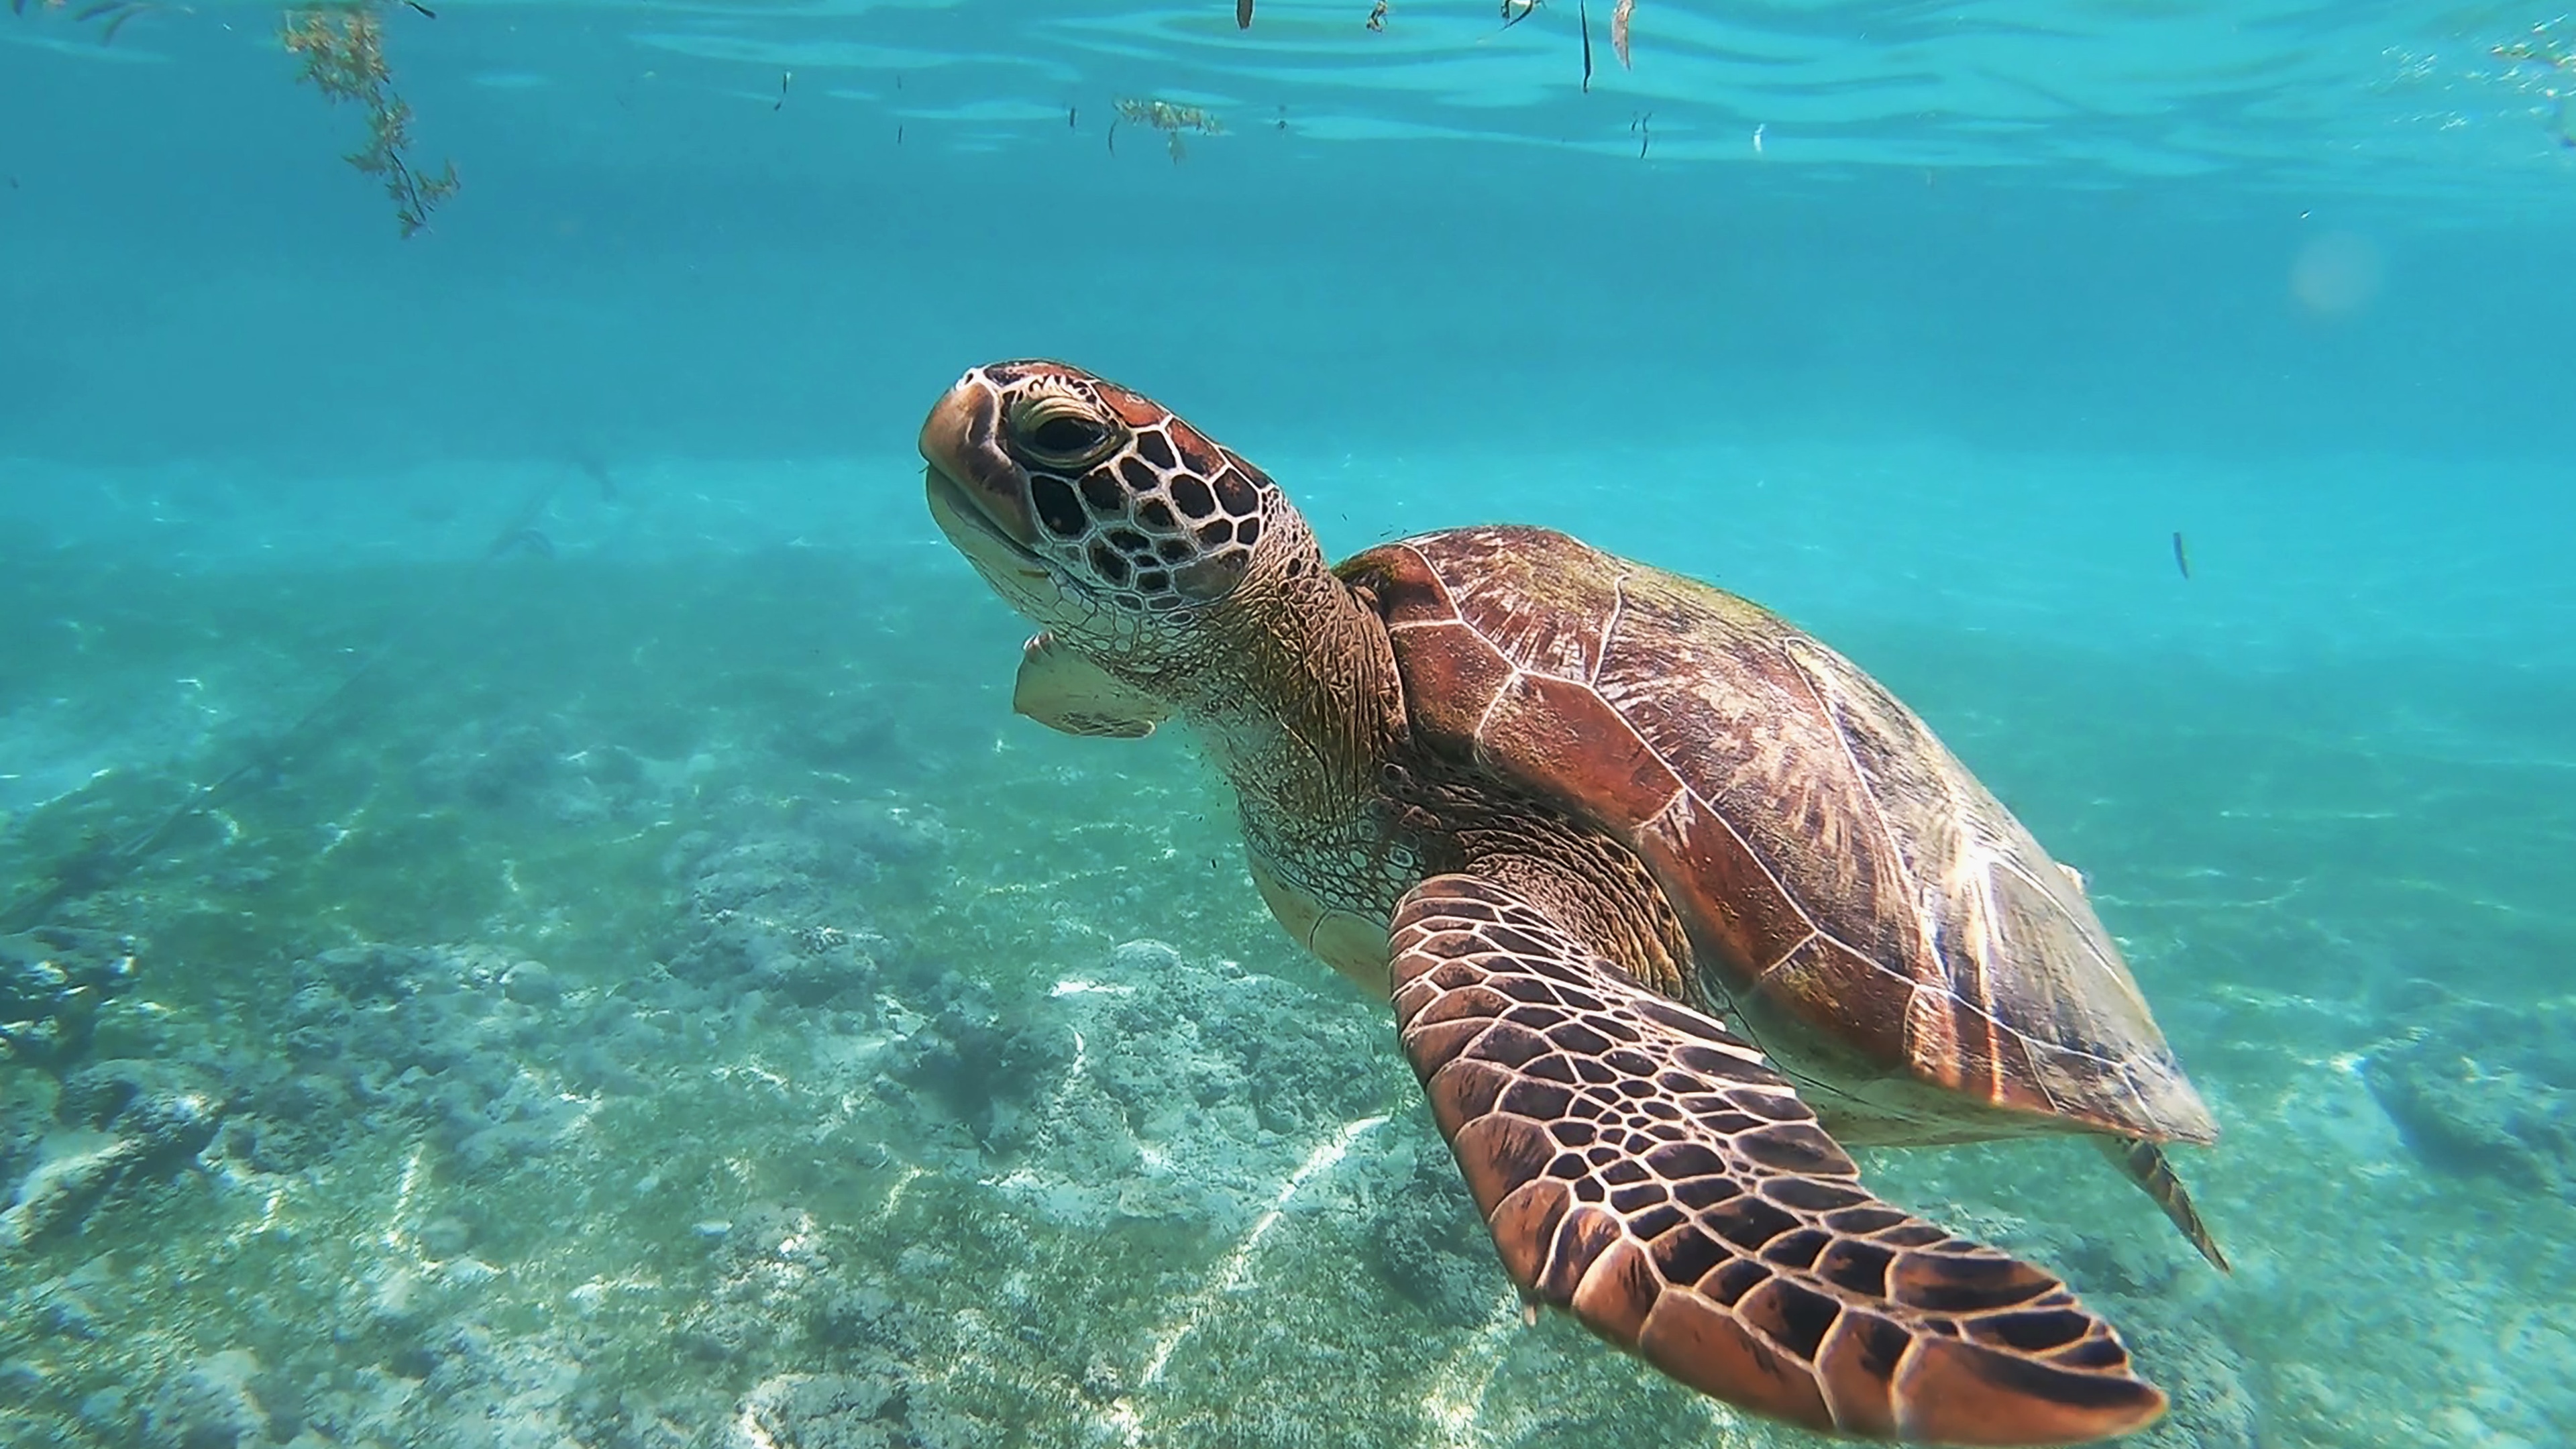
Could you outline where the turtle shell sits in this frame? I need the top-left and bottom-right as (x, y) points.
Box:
(1339, 524), (2216, 1148)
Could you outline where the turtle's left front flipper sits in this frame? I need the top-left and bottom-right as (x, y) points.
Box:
(1391, 873), (2167, 1447)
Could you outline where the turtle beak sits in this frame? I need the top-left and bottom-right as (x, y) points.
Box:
(919, 371), (1040, 548)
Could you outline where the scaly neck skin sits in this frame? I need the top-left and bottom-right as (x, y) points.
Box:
(1152, 521), (1409, 890)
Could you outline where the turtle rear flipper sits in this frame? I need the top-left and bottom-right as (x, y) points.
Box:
(2096, 1135), (2229, 1273)
(1390, 873), (2167, 1447)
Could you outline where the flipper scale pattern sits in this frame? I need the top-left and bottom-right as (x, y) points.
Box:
(1390, 873), (2167, 1446)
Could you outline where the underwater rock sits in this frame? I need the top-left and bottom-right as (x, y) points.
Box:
(413, 714), (596, 820)
(2364, 985), (2576, 1198)
(2117, 1320), (2263, 1449)
(499, 960), (560, 1007)
(769, 698), (909, 773)
(60, 1058), (230, 1148)
(140, 1348), (277, 1449)
(0, 926), (139, 1067)
(0, 1059), (225, 1252)
(727, 1371), (910, 1449)
(379, 1318), (588, 1449)
(418, 1214), (476, 1259)
(882, 971), (1070, 1152)
(258, 943), (616, 1177)
(665, 830), (893, 1008)
(1363, 1141), (1495, 1327)
(0, 1070), (55, 1189)
(965, 938), (1405, 1233)
(685, 1203), (851, 1365)
(411, 713), (729, 828)
(804, 799), (949, 867)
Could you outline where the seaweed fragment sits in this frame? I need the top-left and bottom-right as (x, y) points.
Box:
(1578, 0), (1590, 91)
(2493, 21), (2576, 147)
(11, 0), (170, 46)
(281, 1), (460, 238)
(1114, 97), (1222, 164)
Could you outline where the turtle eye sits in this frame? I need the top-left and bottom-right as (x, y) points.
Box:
(1008, 394), (1120, 468)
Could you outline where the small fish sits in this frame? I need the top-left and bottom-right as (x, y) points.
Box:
(896, 124), (905, 145)
(773, 70), (791, 111)
(1067, 105), (1077, 129)
(1631, 111), (1651, 158)
(2171, 531), (2192, 580)
(402, 0), (436, 17)
(1752, 122), (1766, 155)
(1579, 0), (1592, 91)
(1236, 0), (1252, 26)
(1366, 0), (1387, 30)
(1275, 103), (1287, 133)
(1611, 0), (1633, 66)
(1107, 119), (1118, 154)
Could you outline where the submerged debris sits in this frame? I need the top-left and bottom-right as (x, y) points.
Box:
(281, 1), (461, 238)
(2493, 21), (2576, 148)
(1114, 97), (1223, 164)
(0, 927), (138, 1068)
(1578, 0), (1591, 91)
(7, 0), (166, 46)
(2492, 22), (2573, 72)
(2366, 985), (2576, 1200)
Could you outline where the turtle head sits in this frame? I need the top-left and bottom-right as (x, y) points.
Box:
(920, 360), (1294, 658)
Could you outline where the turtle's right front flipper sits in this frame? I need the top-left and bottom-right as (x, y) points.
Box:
(1390, 873), (2167, 1447)
(1014, 631), (1170, 739)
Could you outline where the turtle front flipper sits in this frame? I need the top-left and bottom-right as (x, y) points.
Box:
(1390, 873), (2166, 1446)
(1013, 631), (1170, 739)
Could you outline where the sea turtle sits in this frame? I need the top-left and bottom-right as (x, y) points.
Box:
(918, 360), (2224, 1445)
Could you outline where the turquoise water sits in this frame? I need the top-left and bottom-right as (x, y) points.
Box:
(4, 3), (2574, 1446)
